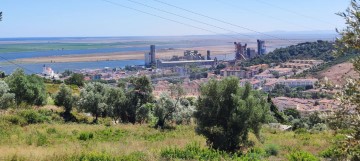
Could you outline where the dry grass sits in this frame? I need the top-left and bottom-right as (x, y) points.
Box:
(0, 122), (333, 161)
(319, 62), (359, 86)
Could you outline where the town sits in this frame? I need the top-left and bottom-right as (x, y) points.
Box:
(1, 0), (359, 160)
(41, 40), (337, 116)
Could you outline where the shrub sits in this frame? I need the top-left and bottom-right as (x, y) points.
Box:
(46, 127), (57, 134)
(78, 132), (94, 141)
(36, 132), (49, 146)
(3, 115), (26, 126)
(71, 110), (92, 123)
(18, 109), (48, 124)
(265, 144), (279, 156)
(160, 142), (262, 160)
(310, 123), (328, 133)
(96, 128), (128, 141)
(288, 151), (319, 161)
(99, 117), (112, 127)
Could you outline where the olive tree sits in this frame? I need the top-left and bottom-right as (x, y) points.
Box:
(106, 87), (127, 123)
(0, 81), (15, 110)
(65, 73), (85, 87)
(136, 103), (154, 124)
(154, 94), (175, 128)
(195, 77), (270, 151)
(78, 82), (109, 123)
(54, 84), (74, 120)
(330, 0), (360, 160)
(123, 76), (153, 123)
(5, 69), (47, 106)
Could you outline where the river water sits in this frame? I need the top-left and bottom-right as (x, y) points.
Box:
(0, 37), (232, 74)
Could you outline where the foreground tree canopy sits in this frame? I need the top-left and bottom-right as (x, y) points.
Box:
(195, 77), (271, 151)
(331, 0), (360, 160)
(0, 81), (15, 110)
(5, 69), (47, 106)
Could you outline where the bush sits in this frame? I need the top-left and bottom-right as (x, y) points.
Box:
(70, 110), (92, 123)
(78, 132), (94, 141)
(3, 115), (26, 126)
(288, 151), (319, 161)
(36, 132), (49, 146)
(160, 142), (263, 160)
(265, 144), (279, 156)
(99, 117), (113, 127)
(95, 128), (128, 141)
(18, 109), (49, 124)
(46, 127), (57, 134)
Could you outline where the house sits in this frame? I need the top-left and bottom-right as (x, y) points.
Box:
(263, 78), (318, 92)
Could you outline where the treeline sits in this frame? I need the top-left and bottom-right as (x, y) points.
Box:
(0, 70), (276, 152)
(242, 40), (335, 66)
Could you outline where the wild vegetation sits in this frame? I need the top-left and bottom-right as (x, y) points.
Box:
(326, 0), (360, 160)
(0, 69), (332, 160)
(1, 1), (360, 160)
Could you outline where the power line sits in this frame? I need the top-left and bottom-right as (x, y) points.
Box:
(125, 0), (253, 39)
(0, 55), (37, 74)
(100, 0), (244, 41)
(215, 0), (318, 31)
(253, 0), (338, 27)
(150, 0), (293, 43)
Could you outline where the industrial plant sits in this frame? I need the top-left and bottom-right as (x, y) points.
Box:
(144, 39), (267, 68)
(234, 39), (267, 60)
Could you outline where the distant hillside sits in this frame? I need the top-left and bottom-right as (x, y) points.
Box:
(243, 40), (335, 66)
(242, 40), (359, 83)
(316, 62), (358, 86)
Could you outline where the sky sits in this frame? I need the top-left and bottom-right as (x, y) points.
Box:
(0, 0), (350, 37)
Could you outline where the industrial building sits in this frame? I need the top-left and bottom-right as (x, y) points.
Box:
(234, 40), (267, 60)
(234, 42), (247, 60)
(157, 59), (215, 68)
(145, 45), (156, 67)
(257, 39), (266, 55)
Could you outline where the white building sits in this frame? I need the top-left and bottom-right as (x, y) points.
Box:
(42, 65), (59, 79)
(263, 79), (318, 92)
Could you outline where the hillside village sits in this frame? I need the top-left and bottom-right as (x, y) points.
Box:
(2, 0), (360, 160)
(51, 45), (338, 116)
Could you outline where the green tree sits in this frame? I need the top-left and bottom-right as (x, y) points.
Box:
(5, 69), (47, 106)
(65, 73), (85, 87)
(0, 81), (15, 110)
(267, 95), (286, 123)
(123, 76), (153, 123)
(106, 87), (127, 123)
(136, 103), (154, 124)
(78, 82), (109, 123)
(194, 77), (270, 151)
(308, 112), (324, 128)
(283, 108), (301, 119)
(154, 94), (175, 129)
(153, 83), (188, 128)
(54, 84), (74, 120)
(271, 71), (280, 78)
(61, 70), (73, 77)
(330, 1), (360, 160)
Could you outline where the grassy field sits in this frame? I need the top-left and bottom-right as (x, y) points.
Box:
(0, 40), (200, 54)
(0, 117), (333, 161)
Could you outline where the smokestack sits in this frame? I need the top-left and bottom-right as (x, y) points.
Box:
(150, 45), (156, 65)
(207, 50), (211, 60)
